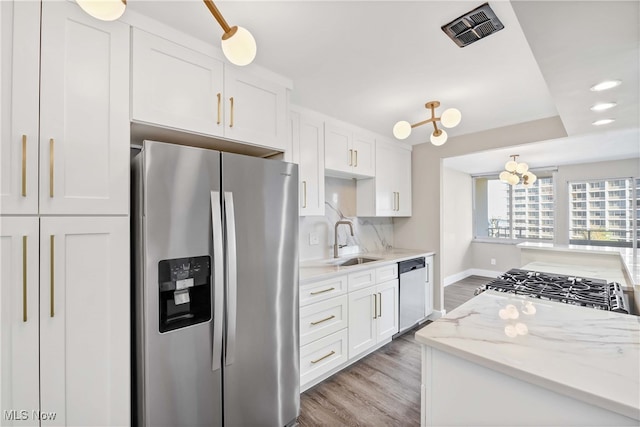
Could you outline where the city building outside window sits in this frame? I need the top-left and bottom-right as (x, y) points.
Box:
(474, 175), (554, 241)
(568, 178), (638, 248)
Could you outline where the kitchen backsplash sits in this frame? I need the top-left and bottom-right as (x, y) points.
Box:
(299, 177), (394, 261)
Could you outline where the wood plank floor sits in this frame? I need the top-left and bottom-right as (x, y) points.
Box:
(298, 275), (493, 426)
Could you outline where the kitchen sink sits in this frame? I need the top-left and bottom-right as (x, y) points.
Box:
(338, 257), (379, 267)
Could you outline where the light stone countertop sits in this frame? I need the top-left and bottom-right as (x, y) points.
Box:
(299, 248), (434, 284)
(518, 242), (639, 286)
(415, 290), (640, 420)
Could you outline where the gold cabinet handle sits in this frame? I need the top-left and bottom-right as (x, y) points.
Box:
(348, 149), (353, 166)
(21, 135), (27, 197)
(310, 350), (335, 364)
(49, 138), (54, 198)
(22, 236), (27, 322)
(50, 235), (55, 317)
(310, 314), (335, 326)
(396, 192), (400, 211)
(378, 292), (382, 317)
(373, 293), (378, 319)
(354, 150), (358, 167)
(216, 93), (221, 125)
(229, 97), (234, 128)
(310, 287), (334, 296)
(302, 181), (307, 208)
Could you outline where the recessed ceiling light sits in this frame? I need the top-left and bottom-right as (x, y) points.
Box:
(590, 80), (621, 91)
(590, 102), (617, 112)
(592, 118), (615, 126)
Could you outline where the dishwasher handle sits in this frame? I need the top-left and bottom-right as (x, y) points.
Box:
(398, 257), (426, 275)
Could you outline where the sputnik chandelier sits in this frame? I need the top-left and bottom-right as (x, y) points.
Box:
(393, 101), (461, 146)
(499, 155), (537, 187)
(75, 0), (256, 66)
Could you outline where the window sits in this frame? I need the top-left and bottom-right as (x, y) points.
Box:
(569, 178), (637, 247)
(474, 175), (554, 241)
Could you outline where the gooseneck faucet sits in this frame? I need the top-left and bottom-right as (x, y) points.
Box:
(334, 220), (354, 258)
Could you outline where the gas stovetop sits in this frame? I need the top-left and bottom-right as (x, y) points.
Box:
(475, 268), (629, 314)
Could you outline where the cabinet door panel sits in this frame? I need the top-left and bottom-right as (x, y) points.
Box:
(298, 115), (325, 216)
(0, 217), (39, 426)
(40, 217), (129, 427)
(374, 143), (396, 216)
(377, 280), (399, 341)
(39, 2), (129, 215)
(348, 287), (376, 359)
(395, 147), (412, 216)
(225, 69), (287, 151)
(352, 134), (375, 177)
(0, 1), (40, 214)
(131, 28), (225, 137)
(324, 123), (352, 174)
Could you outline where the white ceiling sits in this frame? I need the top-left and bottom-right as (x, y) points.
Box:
(124, 0), (639, 172)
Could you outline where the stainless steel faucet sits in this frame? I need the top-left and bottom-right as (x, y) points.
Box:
(334, 220), (354, 258)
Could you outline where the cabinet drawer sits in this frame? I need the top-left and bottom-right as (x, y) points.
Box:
(300, 329), (348, 387)
(348, 268), (376, 292)
(300, 295), (348, 346)
(300, 275), (347, 306)
(376, 263), (398, 282)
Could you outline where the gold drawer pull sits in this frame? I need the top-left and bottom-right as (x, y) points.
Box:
(50, 235), (55, 317)
(354, 150), (358, 167)
(310, 314), (335, 326)
(22, 135), (27, 197)
(216, 93), (221, 125)
(22, 236), (27, 322)
(310, 287), (335, 296)
(49, 138), (55, 198)
(229, 97), (234, 128)
(302, 181), (307, 208)
(311, 350), (335, 364)
(348, 149), (353, 166)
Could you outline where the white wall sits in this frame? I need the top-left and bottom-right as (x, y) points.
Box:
(394, 116), (567, 311)
(442, 167), (473, 278)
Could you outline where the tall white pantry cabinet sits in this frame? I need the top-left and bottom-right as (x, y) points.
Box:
(1, 1), (130, 426)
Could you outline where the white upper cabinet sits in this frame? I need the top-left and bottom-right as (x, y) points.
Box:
(291, 110), (325, 216)
(1, 1), (41, 215)
(38, 1), (129, 215)
(131, 29), (225, 138)
(357, 139), (412, 217)
(324, 122), (375, 178)
(224, 67), (288, 151)
(131, 28), (289, 152)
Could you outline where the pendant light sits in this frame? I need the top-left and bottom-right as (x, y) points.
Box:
(499, 155), (537, 187)
(203, 0), (257, 66)
(76, 0), (127, 21)
(393, 101), (461, 146)
(75, 0), (257, 66)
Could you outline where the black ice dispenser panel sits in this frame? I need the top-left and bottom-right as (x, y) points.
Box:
(158, 256), (211, 333)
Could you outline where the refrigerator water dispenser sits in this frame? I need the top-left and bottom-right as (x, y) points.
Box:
(158, 256), (211, 333)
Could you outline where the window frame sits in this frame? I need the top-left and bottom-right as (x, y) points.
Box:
(472, 171), (556, 243)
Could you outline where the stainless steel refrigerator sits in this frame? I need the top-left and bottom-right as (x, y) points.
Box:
(131, 140), (299, 427)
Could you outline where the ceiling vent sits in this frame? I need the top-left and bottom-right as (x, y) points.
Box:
(441, 3), (504, 48)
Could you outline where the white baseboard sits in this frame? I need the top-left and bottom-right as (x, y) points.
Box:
(444, 269), (503, 286)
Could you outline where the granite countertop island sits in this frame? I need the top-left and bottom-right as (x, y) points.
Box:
(415, 290), (640, 426)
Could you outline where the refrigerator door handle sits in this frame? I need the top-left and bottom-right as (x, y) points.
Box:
(211, 191), (224, 371)
(224, 191), (238, 366)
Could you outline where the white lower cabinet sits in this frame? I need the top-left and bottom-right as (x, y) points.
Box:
(300, 329), (349, 388)
(0, 217), (40, 426)
(348, 279), (399, 359)
(300, 295), (348, 346)
(1, 216), (129, 427)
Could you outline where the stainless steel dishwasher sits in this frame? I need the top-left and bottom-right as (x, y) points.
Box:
(397, 257), (426, 335)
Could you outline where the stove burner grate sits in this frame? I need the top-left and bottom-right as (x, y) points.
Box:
(475, 268), (629, 314)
